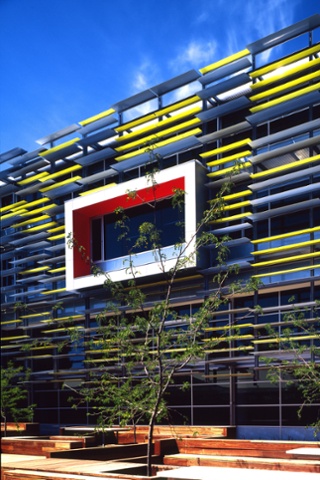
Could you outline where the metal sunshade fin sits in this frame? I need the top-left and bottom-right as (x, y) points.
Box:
(16, 241), (51, 250)
(79, 115), (118, 136)
(43, 183), (83, 199)
(247, 91), (320, 126)
(210, 223), (253, 235)
(75, 147), (115, 166)
(197, 97), (251, 122)
(112, 90), (158, 114)
(251, 134), (320, 166)
(0, 147), (27, 164)
(36, 124), (80, 146)
(199, 58), (252, 86)
(248, 165), (320, 191)
(40, 144), (82, 162)
(150, 70), (200, 96)
(247, 199), (320, 222)
(8, 148), (46, 166)
(251, 182), (320, 206)
(248, 14), (320, 55)
(196, 73), (250, 100)
(77, 129), (116, 147)
(10, 159), (50, 179)
(198, 121), (251, 145)
(77, 168), (117, 185)
(251, 119), (320, 150)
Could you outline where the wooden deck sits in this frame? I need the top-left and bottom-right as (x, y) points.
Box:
(2, 427), (320, 479)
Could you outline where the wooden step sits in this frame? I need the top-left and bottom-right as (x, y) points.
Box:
(163, 453), (320, 473)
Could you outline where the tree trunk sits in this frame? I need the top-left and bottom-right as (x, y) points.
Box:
(146, 418), (155, 477)
(3, 415), (7, 437)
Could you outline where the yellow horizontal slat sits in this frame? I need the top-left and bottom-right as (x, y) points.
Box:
(115, 118), (201, 152)
(18, 198), (51, 209)
(115, 96), (201, 133)
(207, 150), (252, 167)
(79, 108), (116, 126)
(115, 128), (202, 162)
(204, 323), (254, 332)
(39, 138), (80, 157)
(222, 200), (251, 211)
(200, 48), (250, 74)
(0, 200), (27, 213)
(250, 43), (320, 78)
(40, 176), (82, 193)
(253, 334), (319, 344)
(252, 239), (320, 256)
(212, 212), (252, 223)
(0, 209), (28, 221)
(251, 57), (320, 91)
(47, 225), (65, 233)
(19, 204), (58, 217)
(200, 138), (252, 159)
(222, 189), (252, 201)
(40, 315), (83, 323)
(250, 81), (320, 113)
(1, 320), (23, 325)
(204, 346), (254, 353)
(252, 251), (320, 267)
(252, 226), (320, 244)
(20, 266), (50, 275)
(22, 221), (57, 233)
(12, 215), (51, 228)
(20, 312), (51, 318)
(207, 161), (251, 178)
(79, 183), (117, 196)
(41, 326), (83, 333)
(47, 233), (66, 241)
(21, 355), (53, 359)
(38, 164), (82, 182)
(41, 288), (66, 295)
(18, 172), (50, 185)
(1, 345), (22, 350)
(204, 334), (254, 341)
(250, 153), (320, 179)
(252, 263), (320, 279)
(48, 267), (66, 273)
(1, 335), (30, 341)
(250, 70), (320, 102)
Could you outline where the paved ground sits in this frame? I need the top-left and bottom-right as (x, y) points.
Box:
(2, 454), (320, 479)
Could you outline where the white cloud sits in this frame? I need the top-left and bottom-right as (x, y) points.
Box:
(223, 0), (299, 61)
(130, 59), (160, 94)
(170, 39), (218, 72)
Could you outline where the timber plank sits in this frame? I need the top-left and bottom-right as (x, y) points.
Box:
(163, 453), (320, 473)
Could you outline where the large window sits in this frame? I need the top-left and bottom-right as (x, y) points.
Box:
(91, 197), (185, 263)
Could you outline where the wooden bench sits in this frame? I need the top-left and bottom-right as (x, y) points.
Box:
(0, 437), (83, 457)
(1, 423), (39, 436)
(175, 438), (318, 459)
(49, 435), (96, 447)
(117, 425), (233, 444)
(163, 438), (320, 473)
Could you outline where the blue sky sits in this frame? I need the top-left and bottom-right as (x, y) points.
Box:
(0, 0), (318, 154)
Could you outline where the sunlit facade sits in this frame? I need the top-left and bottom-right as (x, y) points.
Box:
(1, 15), (320, 438)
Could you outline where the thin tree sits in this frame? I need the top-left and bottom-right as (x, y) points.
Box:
(1, 361), (35, 437)
(67, 162), (258, 475)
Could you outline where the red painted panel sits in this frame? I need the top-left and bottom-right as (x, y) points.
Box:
(73, 210), (91, 278)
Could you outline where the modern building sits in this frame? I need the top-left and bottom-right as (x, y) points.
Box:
(1, 15), (320, 439)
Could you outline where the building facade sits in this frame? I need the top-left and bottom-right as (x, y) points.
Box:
(1, 15), (320, 438)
